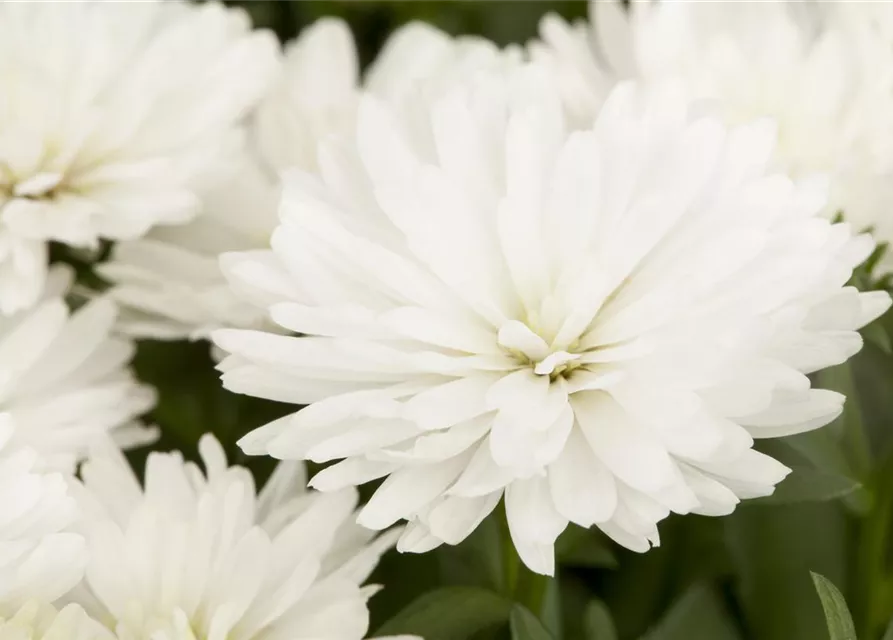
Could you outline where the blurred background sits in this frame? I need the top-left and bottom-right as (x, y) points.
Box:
(120, 3), (893, 639)
(228, 1), (587, 62)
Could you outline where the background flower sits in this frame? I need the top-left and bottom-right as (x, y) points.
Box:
(0, 0), (278, 314)
(0, 266), (155, 472)
(0, 425), (84, 613)
(533, 0), (893, 269)
(72, 434), (399, 640)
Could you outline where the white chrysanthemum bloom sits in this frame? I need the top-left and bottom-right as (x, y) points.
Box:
(533, 0), (893, 268)
(101, 20), (521, 341)
(212, 66), (891, 575)
(73, 433), (399, 640)
(0, 266), (155, 472)
(0, 0), (278, 315)
(0, 423), (85, 610)
(0, 602), (113, 640)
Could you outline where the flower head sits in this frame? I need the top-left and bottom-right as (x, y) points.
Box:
(74, 434), (398, 640)
(213, 66), (890, 575)
(534, 0), (893, 268)
(0, 267), (155, 472)
(0, 0), (278, 314)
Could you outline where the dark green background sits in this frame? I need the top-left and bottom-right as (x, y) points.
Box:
(117, 3), (893, 639)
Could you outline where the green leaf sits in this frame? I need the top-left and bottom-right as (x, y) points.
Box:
(375, 587), (512, 640)
(811, 572), (858, 640)
(642, 584), (741, 640)
(756, 466), (861, 505)
(510, 604), (555, 640)
(583, 599), (617, 640)
(883, 617), (893, 640)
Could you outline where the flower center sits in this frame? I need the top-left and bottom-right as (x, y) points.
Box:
(496, 320), (582, 381)
(532, 350), (580, 376)
(0, 168), (64, 204)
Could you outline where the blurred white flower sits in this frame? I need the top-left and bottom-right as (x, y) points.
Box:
(0, 602), (113, 640)
(101, 19), (521, 341)
(533, 0), (893, 268)
(0, 267), (155, 472)
(0, 0), (278, 315)
(213, 67), (890, 575)
(74, 433), (398, 640)
(0, 424), (84, 611)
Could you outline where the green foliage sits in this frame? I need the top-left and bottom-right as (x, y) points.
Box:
(812, 573), (859, 640)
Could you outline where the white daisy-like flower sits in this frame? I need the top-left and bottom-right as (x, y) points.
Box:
(0, 266), (155, 472)
(212, 66), (890, 575)
(0, 602), (113, 640)
(100, 19), (521, 341)
(0, 424), (85, 611)
(0, 0), (278, 315)
(533, 0), (893, 268)
(73, 433), (399, 640)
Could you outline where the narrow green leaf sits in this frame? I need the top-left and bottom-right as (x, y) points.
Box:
(583, 599), (617, 640)
(756, 466), (861, 505)
(643, 584), (741, 640)
(811, 572), (858, 640)
(375, 586), (512, 640)
(510, 605), (555, 640)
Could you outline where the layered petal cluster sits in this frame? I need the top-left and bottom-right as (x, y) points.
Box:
(0, 423), (84, 611)
(534, 0), (893, 267)
(0, 267), (155, 472)
(99, 18), (350, 340)
(73, 434), (398, 640)
(214, 67), (890, 575)
(0, 0), (278, 314)
(101, 20), (520, 341)
(0, 602), (112, 640)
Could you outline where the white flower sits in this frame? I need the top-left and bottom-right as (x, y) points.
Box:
(212, 66), (890, 575)
(0, 0), (278, 315)
(0, 602), (113, 640)
(0, 266), (155, 472)
(533, 0), (893, 268)
(101, 19), (519, 341)
(0, 424), (85, 610)
(73, 433), (398, 640)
